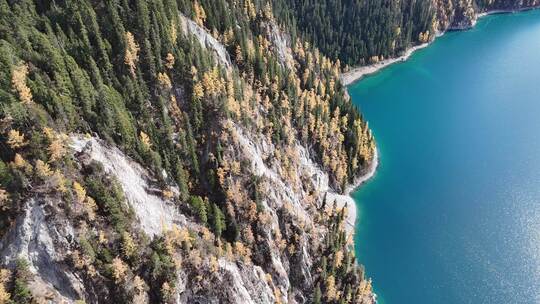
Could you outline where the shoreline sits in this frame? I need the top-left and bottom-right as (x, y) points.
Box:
(477, 6), (540, 19)
(334, 6), (540, 236)
(340, 43), (430, 86)
(327, 148), (379, 233)
(340, 7), (540, 86)
(332, 7), (538, 303)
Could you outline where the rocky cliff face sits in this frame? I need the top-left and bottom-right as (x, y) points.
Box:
(443, 0), (540, 30)
(1, 130), (366, 303)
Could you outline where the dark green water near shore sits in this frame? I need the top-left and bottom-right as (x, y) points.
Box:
(349, 10), (540, 304)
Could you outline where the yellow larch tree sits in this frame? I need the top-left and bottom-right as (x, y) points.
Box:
(110, 257), (128, 284)
(73, 181), (86, 204)
(165, 53), (175, 69)
(52, 170), (68, 193)
(201, 67), (225, 98)
(325, 275), (337, 301)
(48, 138), (66, 163)
(124, 32), (140, 76)
(188, 249), (202, 268)
(333, 250), (344, 268)
(121, 232), (136, 258)
(161, 282), (173, 301)
(12, 153), (32, 174)
(43, 127), (67, 162)
(170, 20), (177, 45)
(209, 255), (219, 272)
(7, 130), (27, 149)
(192, 83), (204, 101)
(83, 196), (97, 221)
(133, 275), (146, 295)
(139, 131), (151, 150)
(0, 269), (10, 303)
(157, 72), (172, 90)
(35, 160), (52, 178)
(193, 1), (206, 27)
(244, 0), (256, 20)
(162, 188), (174, 200)
(11, 62), (33, 104)
(0, 188), (9, 211)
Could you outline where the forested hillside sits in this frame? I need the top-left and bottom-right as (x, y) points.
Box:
(273, 0), (540, 66)
(0, 0), (375, 303)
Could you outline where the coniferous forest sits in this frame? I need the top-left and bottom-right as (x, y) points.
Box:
(0, 0), (375, 303)
(273, 0), (540, 66)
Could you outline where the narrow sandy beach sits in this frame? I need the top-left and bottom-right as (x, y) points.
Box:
(340, 8), (540, 86)
(340, 44), (430, 86)
(327, 148), (379, 234)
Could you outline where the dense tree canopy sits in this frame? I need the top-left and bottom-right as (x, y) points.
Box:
(272, 0), (539, 66)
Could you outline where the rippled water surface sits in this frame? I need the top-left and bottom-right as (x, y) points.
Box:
(349, 9), (540, 304)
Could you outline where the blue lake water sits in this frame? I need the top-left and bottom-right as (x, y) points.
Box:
(350, 9), (540, 304)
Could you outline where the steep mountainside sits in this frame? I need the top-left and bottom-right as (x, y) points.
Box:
(0, 0), (374, 303)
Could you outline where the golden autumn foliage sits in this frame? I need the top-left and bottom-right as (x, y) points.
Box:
(98, 230), (108, 244)
(84, 196), (97, 220)
(244, 0), (256, 20)
(0, 2), (376, 300)
(233, 241), (251, 263)
(235, 45), (244, 65)
(110, 257), (128, 283)
(157, 72), (172, 90)
(52, 170), (68, 193)
(333, 250), (344, 268)
(164, 225), (192, 254)
(357, 278), (373, 299)
(139, 131), (151, 149)
(162, 188), (174, 200)
(71, 250), (87, 270)
(11, 62), (33, 104)
(201, 68), (225, 98)
(43, 127), (67, 163)
(165, 53), (175, 69)
(48, 138), (66, 163)
(73, 181), (86, 204)
(325, 275), (337, 301)
(169, 95), (182, 121)
(418, 30), (430, 43)
(200, 227), (213, 241)
(208, 255), (219, 272)
(121, 232), (136, 258)
(7, 130), (27, 149)
(192, 83), (204, 101)
(161, 282), (173, 301)
(0, 269), (10, 303)
(12, 153), (26, 169)
(133, 275), (146, 294)
(124, 32), (140, 76)
(223, 28), (234, 45)
(0, 283), (10, 303)
(0, 269), (10, 285)
(0, 189), (9, 211)
(170, 21), (177, 45)
(35, 160), (52, 178)
(193, 1), (206, 27)
(274, 287), (283, 304)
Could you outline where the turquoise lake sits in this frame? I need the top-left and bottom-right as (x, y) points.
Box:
(349, 9), (540, 304)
